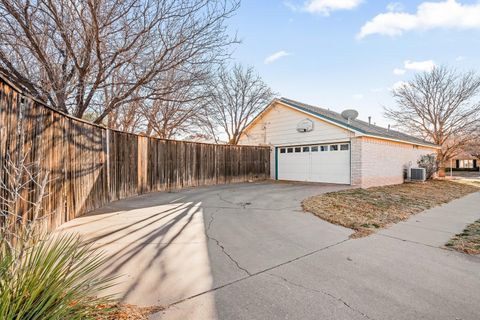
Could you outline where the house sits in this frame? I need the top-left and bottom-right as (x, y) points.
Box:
(449, 153), (479, 171)
(238, 98), (440, 188)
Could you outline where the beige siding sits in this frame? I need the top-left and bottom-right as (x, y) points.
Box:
(354, 137), (436, 188)
(269, 148), (275, 179)
(239, 102), (353, 146)
(239, 101), (438, 187)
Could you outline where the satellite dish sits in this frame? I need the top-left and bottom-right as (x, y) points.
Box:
(296, 118), (314, 132)
(341, 109), (359, 121)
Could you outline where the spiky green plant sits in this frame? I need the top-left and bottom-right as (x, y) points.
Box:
(0, 232), (117, 320)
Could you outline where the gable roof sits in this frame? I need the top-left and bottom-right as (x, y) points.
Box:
(247, 97), (439, 148)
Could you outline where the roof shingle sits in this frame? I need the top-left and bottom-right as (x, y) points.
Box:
(279, 97), (438, 148)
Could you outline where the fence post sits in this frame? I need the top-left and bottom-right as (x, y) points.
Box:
(106, 128), (111, 201)
(137, 135), (148, 194)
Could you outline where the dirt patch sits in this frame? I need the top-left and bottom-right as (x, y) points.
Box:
(302, 180), (480, 238)
(446, 220), (480, 255)
(95, 303), (164, 320)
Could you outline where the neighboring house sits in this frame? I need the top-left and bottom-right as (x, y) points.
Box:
(449, 153), (479, 171)
(238, 98), (439, 188)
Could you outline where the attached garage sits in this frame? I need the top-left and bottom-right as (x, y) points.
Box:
(239, 98), (440, 188)
(277, 143), (350, 184)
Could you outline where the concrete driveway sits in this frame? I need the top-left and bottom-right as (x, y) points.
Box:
(58, 182), (480, 320)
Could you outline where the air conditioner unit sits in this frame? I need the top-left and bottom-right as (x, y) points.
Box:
(410, 168), (426, 181)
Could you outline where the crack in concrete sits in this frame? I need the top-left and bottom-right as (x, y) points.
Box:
(216, 192), (239, 208)
(201, 205), (301, 211)
(215, 193), (278, 210)
(268, 273), (374, 320)
(375, 233), (452, 252)
(205, 209), (251, 276)
(374, 233), (480, 261)
(213, 191), (308, 212)
(158, 238), (350, 313)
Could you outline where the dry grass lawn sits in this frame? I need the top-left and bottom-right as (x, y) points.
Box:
(446, 219), (480, 255)
(302, 180), (480, 238)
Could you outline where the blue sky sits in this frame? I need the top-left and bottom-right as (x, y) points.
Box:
(228, 0), (480, 127)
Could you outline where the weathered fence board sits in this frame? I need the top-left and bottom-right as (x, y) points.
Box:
(0, 74), (270, 231)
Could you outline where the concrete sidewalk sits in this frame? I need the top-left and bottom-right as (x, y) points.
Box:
(58, 183), (480, 320)
(378, 192), (480, 247)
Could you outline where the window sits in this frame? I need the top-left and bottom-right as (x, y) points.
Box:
(295, 147), (301, 153)
(280, 148), (286, 153)
(320, 145), (328, 152)
(459, 160), (474, 168)
(311, 146), (319, 152)
(330, 145), (338, 151)
(303, 146), (310, 152)
(287, 148), (293, 153)
(340, 144), (349, 151)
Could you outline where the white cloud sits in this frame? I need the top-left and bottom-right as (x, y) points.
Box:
(386, 2), (404, 12)
(393, 68), (406, 75)
(353, 93), (364, 100)
(358, 0), (480, 39)
(392, 81), (409, 91)
(404, 59), (436, 72)
(289, 0), (363, 15)
(264, 51), (291, 64)
(456, 55), (466, 61)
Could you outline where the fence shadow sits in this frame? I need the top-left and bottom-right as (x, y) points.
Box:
(0, 73), (270, 232)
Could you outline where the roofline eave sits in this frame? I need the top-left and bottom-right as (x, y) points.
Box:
(242, 98), (440, 149)
(274, 100), (363, 135)
(357, 133), (441, 149)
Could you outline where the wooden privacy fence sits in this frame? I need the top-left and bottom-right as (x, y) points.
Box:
(0, 74), (270, 231)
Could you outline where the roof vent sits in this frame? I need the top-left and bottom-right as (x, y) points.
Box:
(341, 109), (359, 123)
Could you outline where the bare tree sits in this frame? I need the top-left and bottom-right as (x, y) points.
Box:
(203, 64), (275, 144)
(142, 67), (211, 138)
(0, 0), (239, 124)
(106, 65), (212, 137)
(385, 66), (480, 169)
(107, 98), (146, 134)
(465, 137), (480, 159)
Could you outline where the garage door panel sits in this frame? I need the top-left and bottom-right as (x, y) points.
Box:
(277, 143), (350, 184)
(278, 152), (309, 181)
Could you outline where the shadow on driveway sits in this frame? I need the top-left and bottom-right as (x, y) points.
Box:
(58, 182), (480, 320)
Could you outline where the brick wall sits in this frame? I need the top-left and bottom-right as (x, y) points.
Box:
(351, 137), (436, 188)
(350, 138), (362, 186)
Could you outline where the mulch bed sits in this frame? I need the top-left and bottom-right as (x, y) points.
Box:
(302, 180), (480, 238)
(95, 303), (164, 320)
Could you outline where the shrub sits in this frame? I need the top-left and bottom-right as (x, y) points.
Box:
(1, 152), (116, 319)
(0, 232), (117, 320)
(417, 153), (438, 179)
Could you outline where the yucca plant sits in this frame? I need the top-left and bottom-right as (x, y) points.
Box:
(0, 232), (117, 320)
(0, 153), (117, 319)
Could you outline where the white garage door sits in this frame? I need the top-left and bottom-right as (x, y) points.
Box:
(277, 143), (351, 184)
